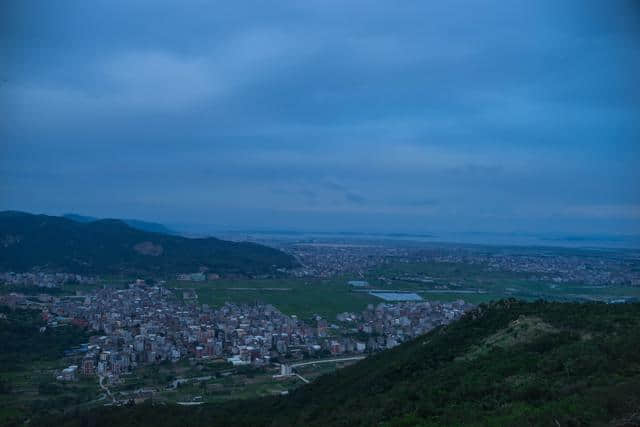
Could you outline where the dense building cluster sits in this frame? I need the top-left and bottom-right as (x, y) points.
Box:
(35, 282), (471, 382)
(274, 240), (640, 286)
(285, 243), (410, 277)
(335, 300), (472, 350)
(413, 250), (640, 286)
(45, 284), (184, 381)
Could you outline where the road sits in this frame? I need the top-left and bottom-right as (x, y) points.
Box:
(99, 375), (116, 404)
(171, 375), (213, 389)
(294, 373), (310, 384)
(290, 356), (366, 369)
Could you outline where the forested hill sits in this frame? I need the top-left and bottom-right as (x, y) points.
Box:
(0, 211), (297, 276)
(47, 300), (640, 427)
(63, 213), (175, 234)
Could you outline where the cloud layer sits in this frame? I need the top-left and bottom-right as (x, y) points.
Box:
(1, 0), (639, 233)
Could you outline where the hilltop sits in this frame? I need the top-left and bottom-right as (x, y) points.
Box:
(45, 300), (640, 426)
(63, 213), (176, 235)
(0, 211), (297, 276)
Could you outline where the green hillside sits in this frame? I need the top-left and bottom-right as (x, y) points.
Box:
(0, 211), (297, 276)
(43, 300), (640, 426)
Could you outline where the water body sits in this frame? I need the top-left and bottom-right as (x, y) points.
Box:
(212, 230), (640, 250)
(370, 292), (423, 301)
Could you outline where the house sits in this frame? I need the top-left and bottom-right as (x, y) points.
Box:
(60, 365), (78, 381)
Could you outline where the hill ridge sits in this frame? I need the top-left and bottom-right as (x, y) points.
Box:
(63, 213), (176, 234)
(0, 211), (296, 276)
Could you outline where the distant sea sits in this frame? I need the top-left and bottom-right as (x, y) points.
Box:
(208, 230), (640, 250)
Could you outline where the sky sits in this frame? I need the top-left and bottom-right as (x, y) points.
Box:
(1, 1), (639, 235)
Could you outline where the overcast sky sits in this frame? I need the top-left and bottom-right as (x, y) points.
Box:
(1, 1), (639, 234)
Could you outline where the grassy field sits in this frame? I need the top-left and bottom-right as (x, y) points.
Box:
(158, 371), (300, 403)
(166, 263), (640, 320)
(294, 359), (362, 381)
(109, 359), (305, 404)
(169, 278), (379, 320)
(126, 359), (362, 405)
(7, 259), (638, 320)
(0, 358), (102, 425)
(367, 261), (640, 303)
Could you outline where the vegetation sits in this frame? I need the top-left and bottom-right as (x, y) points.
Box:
(369, 260), (640, 304)
(171, 277), (379, 320)
(0, 307), (92, 373)
(39, 300), (640, 426)
(63, 213), (176, 234)
(0, 211), (297, 276)
(0, 307), (96, 426)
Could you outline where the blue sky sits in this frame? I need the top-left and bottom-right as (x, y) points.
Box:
(1, 1), (639, 234)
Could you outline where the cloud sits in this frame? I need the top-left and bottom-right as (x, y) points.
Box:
(322, 180), (348, 192)
(561, 205), (640, 220)
(3, 28), (312, 120)
(1, 1), (639, 234)
(405, 198), (438, 207)
(102, 51), (218, 110)
(345, 192), (366, 205)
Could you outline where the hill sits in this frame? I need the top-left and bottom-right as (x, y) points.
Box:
(0, 211), (297, 276)
(44, 300), (640, 426)
(63, 213), (175, 234)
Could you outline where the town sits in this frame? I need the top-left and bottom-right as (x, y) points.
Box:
(23, 280), (471, 384)
(272, 240), (640, 286)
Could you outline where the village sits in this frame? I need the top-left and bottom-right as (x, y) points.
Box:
(27, 280), (471, 384)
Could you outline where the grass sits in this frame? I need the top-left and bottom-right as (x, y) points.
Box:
(0, 359), (101, 426)
(169, 278), (379, 320)
(166, 263), (640, 319)
(368, 261), (640, 304)
(112, 361), (305, 404)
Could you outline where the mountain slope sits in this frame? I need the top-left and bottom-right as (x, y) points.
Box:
(63, 213), (175, 234)
(45, 300), (640, 426)
(0, 211), (296, 275)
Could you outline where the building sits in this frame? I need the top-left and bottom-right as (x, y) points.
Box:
(81, 357), (95, 375)
(60, 365), (78, 381)
(348, 280), (369, 287)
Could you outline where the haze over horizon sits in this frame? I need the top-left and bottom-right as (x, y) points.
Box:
(1, 1), (639, 235)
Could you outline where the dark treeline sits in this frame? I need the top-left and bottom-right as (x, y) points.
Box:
(0, 307), (92, 373)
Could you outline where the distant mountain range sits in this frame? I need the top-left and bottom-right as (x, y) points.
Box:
(0, 211), (297, 276)
(63, 213), (175, 235)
